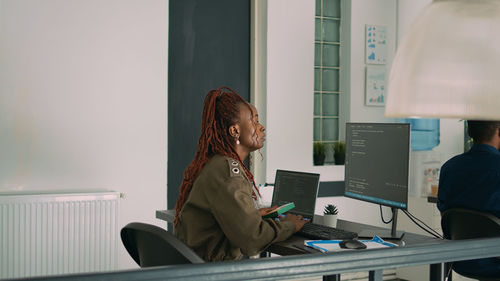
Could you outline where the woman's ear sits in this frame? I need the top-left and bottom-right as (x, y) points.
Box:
(228, 125), (240, 138)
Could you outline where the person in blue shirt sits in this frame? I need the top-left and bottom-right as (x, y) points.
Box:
(438, 120), (500, 278)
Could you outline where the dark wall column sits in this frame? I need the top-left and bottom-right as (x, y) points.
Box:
(168, 0), (250, 210)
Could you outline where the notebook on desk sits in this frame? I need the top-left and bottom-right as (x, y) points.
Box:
(271, 170), (357, 240)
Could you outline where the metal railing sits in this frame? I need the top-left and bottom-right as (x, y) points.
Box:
(20, 237), (500, 281)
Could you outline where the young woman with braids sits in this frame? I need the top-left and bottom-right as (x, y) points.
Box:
(174, 87), (307, 262)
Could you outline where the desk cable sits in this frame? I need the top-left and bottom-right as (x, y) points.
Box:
(379, 205), (443, 239)
(402, 209), (444, 239)
(379, 205), (393, 224)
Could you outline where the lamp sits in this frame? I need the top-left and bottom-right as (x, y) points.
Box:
(386, 0), (500, 120)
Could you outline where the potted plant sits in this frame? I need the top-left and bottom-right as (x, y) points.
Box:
(323, 204), (338, 228)
(313, 142), (326, 166)
(333, 141), (346, 165)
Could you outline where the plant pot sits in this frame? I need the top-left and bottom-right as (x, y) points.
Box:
(313, 154), (325, 166)
(334, 153), (345, 165)
(323, 214), (337, 228)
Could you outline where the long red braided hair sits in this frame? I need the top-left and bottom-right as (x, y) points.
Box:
(173, 87), (260, 226)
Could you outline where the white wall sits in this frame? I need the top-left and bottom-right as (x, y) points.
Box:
(348, 0), (397, 124)
(0, 0), (168, 270)
(266, 0), (398, 227)
(265, 0), (465, 231)
(265, 0), (320, 179)
(324, 0), (398, 227)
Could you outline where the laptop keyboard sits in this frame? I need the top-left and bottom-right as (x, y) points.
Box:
(297, 222), (358, 240)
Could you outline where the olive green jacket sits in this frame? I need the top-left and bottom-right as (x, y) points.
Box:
(174, 154), (296, 262)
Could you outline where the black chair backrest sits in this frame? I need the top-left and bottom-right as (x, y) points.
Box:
(121, 222), (204, 267)
(441, 208), (500, 240)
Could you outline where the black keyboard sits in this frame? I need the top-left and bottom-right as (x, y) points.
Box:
(297, 222), (358, 240)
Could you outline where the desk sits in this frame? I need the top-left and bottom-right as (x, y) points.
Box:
(267, 218), (434, 255)
(156, 210), (497, 281)
(268, 217), (448, 281)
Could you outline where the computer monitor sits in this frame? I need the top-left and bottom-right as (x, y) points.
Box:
(344, 122), (410, 239)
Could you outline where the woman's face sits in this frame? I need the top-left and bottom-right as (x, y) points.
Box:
(236, 103), (266, 152)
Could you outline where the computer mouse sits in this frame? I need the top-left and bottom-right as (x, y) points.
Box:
(339, 239), (367, 250)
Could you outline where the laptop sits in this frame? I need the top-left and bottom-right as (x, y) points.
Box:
(271, 169), (321, 222)
(271, 169), (357, 240)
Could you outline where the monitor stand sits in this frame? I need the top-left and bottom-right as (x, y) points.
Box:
(357, 207), (405, 240)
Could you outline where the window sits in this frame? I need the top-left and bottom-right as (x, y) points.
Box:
(313, 0), (341, 165)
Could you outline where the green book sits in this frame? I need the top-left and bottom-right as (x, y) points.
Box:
(262, 202), (295, 218)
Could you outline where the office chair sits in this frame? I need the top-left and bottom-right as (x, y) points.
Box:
(121, 222), (204, 267)
(441, 208), (500, 281)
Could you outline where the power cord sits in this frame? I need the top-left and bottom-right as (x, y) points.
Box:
(402, 209), (444, 239)
(379, 205), (444, 239)
(379, 205), (393, 224)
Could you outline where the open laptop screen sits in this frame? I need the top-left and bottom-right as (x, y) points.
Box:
(271, 170), (320, 220)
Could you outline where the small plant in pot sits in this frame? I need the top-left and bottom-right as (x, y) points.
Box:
(313, 142), (326, 166)
(323, 204), (338, 228)
(333, 141), (346, 165)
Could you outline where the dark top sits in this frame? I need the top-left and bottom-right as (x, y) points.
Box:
(438, 144), (500, 277)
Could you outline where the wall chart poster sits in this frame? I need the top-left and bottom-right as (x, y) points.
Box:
(365, 24), (387, 65)
(365, 66), (386, 106)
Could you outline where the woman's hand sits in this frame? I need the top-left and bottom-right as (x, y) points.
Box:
(281, 213), (309, 232)
(259, 206), (277, 217)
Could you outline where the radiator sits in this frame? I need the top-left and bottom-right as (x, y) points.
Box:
(0, 191), (119, 279)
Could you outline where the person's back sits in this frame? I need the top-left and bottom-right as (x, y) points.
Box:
(438, 144), (500, 217)
(438, 120), (500, 277)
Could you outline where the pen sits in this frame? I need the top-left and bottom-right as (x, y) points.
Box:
(292, 244), (322, 254)
(304, 244), (323, 253)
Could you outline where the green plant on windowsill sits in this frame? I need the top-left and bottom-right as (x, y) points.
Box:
(333, 141), (346, 165)
(313, 142), (326, 166)
(314, 142), (326, 155)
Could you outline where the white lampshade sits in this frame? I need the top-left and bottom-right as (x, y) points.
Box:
(386, 0), (500, 120)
